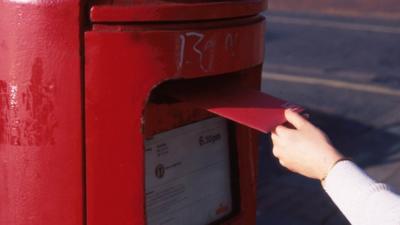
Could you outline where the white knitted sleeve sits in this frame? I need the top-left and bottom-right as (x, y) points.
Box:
(323, 160), (400, 225)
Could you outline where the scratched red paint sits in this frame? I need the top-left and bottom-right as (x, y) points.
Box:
(0, 58), (56, 146)
(0, 0), (83, 224)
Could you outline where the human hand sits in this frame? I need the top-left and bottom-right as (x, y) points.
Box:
(271, 109), (344, 180)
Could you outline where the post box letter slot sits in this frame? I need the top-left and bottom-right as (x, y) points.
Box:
(162, 83), (303, 134)
(144, 76), (303, 225)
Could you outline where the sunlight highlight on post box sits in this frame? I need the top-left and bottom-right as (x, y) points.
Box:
(145, 117), (235, 225)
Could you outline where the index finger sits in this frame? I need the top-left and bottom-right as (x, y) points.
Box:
(284, 109), (308, 129)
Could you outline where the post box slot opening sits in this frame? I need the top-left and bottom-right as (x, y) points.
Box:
(143, 71), (302, 225)
(143, 74), (248, 225)
(149, 74), (303, 134)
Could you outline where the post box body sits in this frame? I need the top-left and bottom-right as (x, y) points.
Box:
(85, 14), (265, 225)
(0, 1), (83, 225)
(0, 0), (269, 224)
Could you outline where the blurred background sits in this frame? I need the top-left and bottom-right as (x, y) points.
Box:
(257, 1), (400, 224)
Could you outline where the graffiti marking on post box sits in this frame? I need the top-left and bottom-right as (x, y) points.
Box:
(186, 32), (206, 71)
(177, 34), (186, 71)
(177, 32), (216, 73)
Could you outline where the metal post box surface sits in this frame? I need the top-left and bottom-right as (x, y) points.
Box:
(85, 1), (267, 225)
(1, 0), (302, 225)
(0, 1), (83, 225)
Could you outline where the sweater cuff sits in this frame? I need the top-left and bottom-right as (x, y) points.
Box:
(322, 160), (376, 216)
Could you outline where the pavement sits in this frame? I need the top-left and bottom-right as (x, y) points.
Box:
(256, 11), (400, 225)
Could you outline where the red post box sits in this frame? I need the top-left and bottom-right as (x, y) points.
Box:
(0, 1), (83, 225)
(1, 0), (302, 225)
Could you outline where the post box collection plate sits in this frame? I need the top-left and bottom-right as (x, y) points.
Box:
(145, 117), (236, 225)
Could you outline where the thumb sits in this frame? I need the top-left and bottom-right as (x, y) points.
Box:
(284, 109), (307, 129)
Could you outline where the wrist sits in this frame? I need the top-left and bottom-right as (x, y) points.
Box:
(319, 149), (344, 180)
(320, 155), (349, 183)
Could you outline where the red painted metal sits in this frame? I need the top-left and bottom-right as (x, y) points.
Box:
(90, 0), (267, 22)
(85, 13), (265, 225)
(1, 0), (275, 224)
(0, 0), (83, 225)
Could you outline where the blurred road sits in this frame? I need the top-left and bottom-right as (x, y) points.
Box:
(268, 0), (400, 20)
(257, 11), (400, 225)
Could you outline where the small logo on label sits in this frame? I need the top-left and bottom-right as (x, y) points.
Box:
(155, 164), (165, 179)
(215, 203), (229, 216)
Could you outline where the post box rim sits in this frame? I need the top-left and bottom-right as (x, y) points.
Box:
(90, 0), (267, 23)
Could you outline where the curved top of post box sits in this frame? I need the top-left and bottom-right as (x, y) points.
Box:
(90, 0), (267, 23)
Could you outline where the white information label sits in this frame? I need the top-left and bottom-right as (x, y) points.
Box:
(145, 117), (233, 225)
